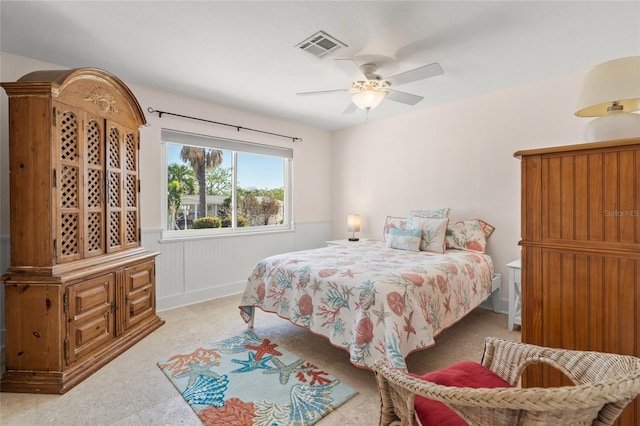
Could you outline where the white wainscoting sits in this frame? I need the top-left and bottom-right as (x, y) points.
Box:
(0, 222), (330, 348)
(143, 221), (331, 312)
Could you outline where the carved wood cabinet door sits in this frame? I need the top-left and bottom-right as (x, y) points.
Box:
(65, 274), (116, 365)
(121, 261), (155, 332)
(105, 120), (140, 254)
(54, 103), (84, 263)
(54, 104), (141, 262)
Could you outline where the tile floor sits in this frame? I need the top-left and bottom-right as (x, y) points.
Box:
(0, 294), (520, 425)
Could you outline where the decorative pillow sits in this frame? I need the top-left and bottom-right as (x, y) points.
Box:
(411, 361), (512, 426)
(445, 219), (496, 253)
(383, 216), (408, 241)
(409, 217), (448, 253)
(385, 228), (422, 252)
(407, 208), (451, 222)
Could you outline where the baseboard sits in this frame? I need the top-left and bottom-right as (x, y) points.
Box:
(479, 298), (508, 314)
(156, 280), (245, 312)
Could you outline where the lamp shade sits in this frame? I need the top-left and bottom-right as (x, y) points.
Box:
(352, 90), (386, 110)
(347, 214), (361, 232)
(575, 56), (640, 117)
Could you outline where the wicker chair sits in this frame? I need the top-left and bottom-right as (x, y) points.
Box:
(374, 337), (640, 425)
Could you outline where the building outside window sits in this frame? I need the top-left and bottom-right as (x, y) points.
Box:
(161, 129), (292, 238)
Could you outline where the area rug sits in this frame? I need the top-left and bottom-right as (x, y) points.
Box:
(157, 330), (358, 425)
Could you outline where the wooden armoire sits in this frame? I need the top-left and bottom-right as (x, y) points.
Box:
(516, 137), (639, 425)
(1, 68), (164, 394)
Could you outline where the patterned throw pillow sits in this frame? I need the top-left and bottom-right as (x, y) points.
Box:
(409, 217), (449, 253)
(445, 219), (496, 253)
(407, 208), (451, 222)
(385, 228), (422, 252)
(383, 216), (408, 241)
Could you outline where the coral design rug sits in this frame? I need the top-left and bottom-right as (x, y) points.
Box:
(158, 331), (358, 425)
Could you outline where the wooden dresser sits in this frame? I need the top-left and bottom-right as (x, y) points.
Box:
(1, 68), (164, 393)
(516, 138), (639, 425)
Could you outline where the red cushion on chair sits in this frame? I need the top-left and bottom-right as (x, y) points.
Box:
(410, 361), (512, 426)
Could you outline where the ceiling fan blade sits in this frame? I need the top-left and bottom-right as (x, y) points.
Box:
(296, 89), (348, 96)
(342, 103), (358, 115)
(384, 89), (424, 105)
(334, 59), (368, 82)
(385, 62), (443, 87)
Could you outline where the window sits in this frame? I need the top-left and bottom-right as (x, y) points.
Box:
(161, 129), (292, 238)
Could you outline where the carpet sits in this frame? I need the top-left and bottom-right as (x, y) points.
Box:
(158, 330), (358, 425)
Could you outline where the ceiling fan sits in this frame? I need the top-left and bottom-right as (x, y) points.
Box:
(297, 59), (444, 114)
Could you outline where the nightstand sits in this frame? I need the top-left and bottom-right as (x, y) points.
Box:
(506, 259), (522, 331)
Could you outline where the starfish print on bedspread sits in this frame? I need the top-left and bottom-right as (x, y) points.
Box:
(310, 279), (323, 296)
(443, 294), (452, 315)
(373, 303), (392, 326)
(340, 268), (356, 278)
(231, 351), (276, 373)
(264, 357), (306, 384)
(245, 338), (283, 360)
(403, 311), (416, 340)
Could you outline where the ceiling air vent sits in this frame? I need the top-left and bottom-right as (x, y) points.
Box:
(296, 31), (347, 59)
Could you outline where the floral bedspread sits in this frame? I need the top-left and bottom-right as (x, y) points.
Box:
(239, 241), (495, 370)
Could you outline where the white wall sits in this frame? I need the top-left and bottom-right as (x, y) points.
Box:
(0, 53), (333, 329)
(330, 72), (589, 310)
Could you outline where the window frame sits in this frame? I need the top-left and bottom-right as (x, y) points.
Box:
(160, 129), (293, 241)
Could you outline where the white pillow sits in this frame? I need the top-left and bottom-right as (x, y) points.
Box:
(410, 217), (449, 253)
(385, 228), (422, 252)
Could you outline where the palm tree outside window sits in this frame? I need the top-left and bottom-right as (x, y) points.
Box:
(161, 129), (292, 237)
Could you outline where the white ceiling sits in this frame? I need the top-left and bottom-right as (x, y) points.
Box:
(2, 1), (639, 131)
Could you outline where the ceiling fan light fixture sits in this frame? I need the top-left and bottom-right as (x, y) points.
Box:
(352, 90), (386, 110)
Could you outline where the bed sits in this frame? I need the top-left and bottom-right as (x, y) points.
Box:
(239, 232), (499, 370)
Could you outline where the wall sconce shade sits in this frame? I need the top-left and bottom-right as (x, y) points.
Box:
(347, 214), (361, 241)
(575, 56), (640, 142)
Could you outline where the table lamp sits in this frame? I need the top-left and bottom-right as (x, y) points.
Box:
(575, 56), (640, 142)
(347, 214), (360, 241)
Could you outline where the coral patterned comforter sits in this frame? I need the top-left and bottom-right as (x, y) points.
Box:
(239, 240), (495, 370)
